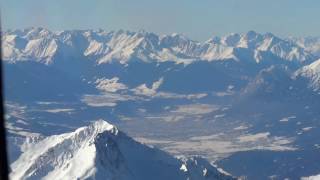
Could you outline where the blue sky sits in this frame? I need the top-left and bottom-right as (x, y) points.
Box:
(1, 0), (319, 41)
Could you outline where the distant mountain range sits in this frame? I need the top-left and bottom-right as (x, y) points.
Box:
(3, 27), (318, 65)
(3, 28), (320, 97)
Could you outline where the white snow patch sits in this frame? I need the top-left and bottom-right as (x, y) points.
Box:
(95, 77), (128, 93)
(148, 104), (219, 122)
(6, 122), (41, 137)
(238, 132), (270, 142)
(82, 93), (138, 107)
(301, 174), (320, 180)
(132, 78), (163, 96)
(233, 126), (249, 130)
(302, 127), (313, 132)
(171, 104), (218, 115)
(279, 116), (296, 122)
(180, 164), (188, 172)
(137, 132), (296, 161)
(45, 108), (74, 113)
(214, 114), (225, 118)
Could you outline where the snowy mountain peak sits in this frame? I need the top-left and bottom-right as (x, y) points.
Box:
(295, 59), (320, 91)
(240, 31), (262, 47)
(308, 59), (320, 71)
(10, 120), (235, 180)
(10, 119), (117, 180)
(220, 33), (241, 47)
(88, 119), (119, 135)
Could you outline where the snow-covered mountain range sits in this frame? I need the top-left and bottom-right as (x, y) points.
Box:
(10, 120), (234, 180)
(3, 28), (320, 179)
(2, 28), (317, 65)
